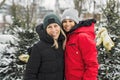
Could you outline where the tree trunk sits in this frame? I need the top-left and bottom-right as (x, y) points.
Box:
(74, 0), (83, 17)
(0, 0), (6, 8)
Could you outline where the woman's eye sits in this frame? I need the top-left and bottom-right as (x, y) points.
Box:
(69, 20), (73, 22)
(62, 21), (67, 23)
(47, 26), (52, 28)
(54, 25), (58, 27)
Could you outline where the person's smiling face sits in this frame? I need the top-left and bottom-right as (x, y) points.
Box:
(46, 23), (61, 40)
(62, 19), (76, 32)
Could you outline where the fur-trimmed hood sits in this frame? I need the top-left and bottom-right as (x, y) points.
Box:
(67, 19), (96, 40)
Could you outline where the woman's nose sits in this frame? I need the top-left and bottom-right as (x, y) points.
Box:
(51, 27), (56, 32)
(66, 22), (70, 25)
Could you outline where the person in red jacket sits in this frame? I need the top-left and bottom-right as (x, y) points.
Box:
(61, 8), (99, 80)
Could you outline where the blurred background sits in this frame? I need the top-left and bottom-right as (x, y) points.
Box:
(0, 0), (120, 80)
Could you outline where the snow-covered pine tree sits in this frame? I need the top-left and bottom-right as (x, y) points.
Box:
(0, 34), (22, 80)
(8, 16), (38, 62)
(0, 3), (38, 80)
(98, 0), (120, 80)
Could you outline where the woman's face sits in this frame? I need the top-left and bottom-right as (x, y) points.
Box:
(46, 23), (61, 40)
(62, 19), (76, 32)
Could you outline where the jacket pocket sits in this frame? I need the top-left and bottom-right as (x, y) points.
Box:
(68, 43), (81, 62)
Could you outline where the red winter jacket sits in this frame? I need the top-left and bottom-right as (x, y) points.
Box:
(65, 23), (99, 80)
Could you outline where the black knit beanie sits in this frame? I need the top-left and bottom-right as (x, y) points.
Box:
(43, 13), (61, 29)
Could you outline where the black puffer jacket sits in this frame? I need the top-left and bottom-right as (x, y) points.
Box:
(24, 24), (65, 80)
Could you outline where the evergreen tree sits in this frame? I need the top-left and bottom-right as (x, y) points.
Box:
(0, 3), (38, 80)
(98, 0), (120, 80)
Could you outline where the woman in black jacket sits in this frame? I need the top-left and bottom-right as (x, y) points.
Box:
(24, 13), (66, 80)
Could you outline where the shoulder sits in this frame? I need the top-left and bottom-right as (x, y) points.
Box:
(71, 32), (89, 40)
(78, 33), (90, 38)
(77, 33), (93, 43)
(32, 41), (46, 49)
(28, 41), (46, 56)
(29, 41), (44, 52)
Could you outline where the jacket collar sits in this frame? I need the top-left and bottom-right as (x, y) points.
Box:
(66, 19), (96, 39)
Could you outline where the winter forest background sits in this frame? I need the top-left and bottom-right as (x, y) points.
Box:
(0, 0), (120, 80)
